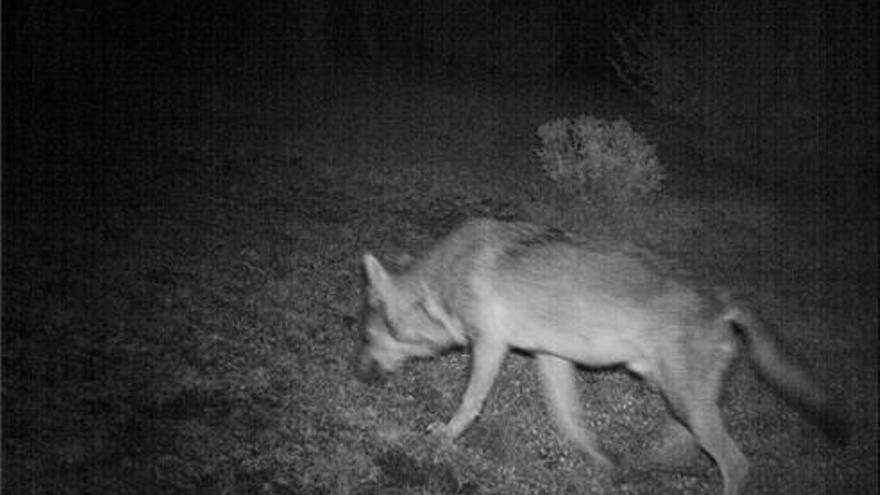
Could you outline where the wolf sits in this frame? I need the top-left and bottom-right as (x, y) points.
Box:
(355, 218), (847, 495)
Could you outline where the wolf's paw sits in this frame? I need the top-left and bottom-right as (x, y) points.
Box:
(635, 421), (702, 474)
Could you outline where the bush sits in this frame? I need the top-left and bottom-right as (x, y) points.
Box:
(535, 116), (664, 206)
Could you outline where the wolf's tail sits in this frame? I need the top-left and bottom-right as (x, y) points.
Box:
(720, 297), (850, 445)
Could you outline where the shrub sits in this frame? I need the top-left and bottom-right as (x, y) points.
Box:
(535, 116), (664, 205)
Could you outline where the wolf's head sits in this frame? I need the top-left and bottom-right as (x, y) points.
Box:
(355, 253), (461, 382)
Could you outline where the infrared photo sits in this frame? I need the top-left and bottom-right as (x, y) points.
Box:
(2, 0), (877, 494)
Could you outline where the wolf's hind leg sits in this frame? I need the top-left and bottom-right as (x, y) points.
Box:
(658, 356), (749, 495)
(679, 401), (748, 495)
(536, 354), (616, 469)
(637, 420), (703, 473)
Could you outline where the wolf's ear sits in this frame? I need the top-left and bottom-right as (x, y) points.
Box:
(418, 282), (443, 321)
(418, 282), (467, 345)
(363, 253), (392, 296)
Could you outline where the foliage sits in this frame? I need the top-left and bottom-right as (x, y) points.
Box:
(535, 115), (664, 206)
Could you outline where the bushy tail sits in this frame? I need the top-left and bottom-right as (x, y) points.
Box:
(721, 301), (850, 445)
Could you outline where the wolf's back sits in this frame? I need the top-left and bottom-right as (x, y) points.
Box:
(411, 219), (566, 308)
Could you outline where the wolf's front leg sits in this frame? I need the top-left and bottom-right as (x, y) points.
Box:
(428, 338), (508, 440)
